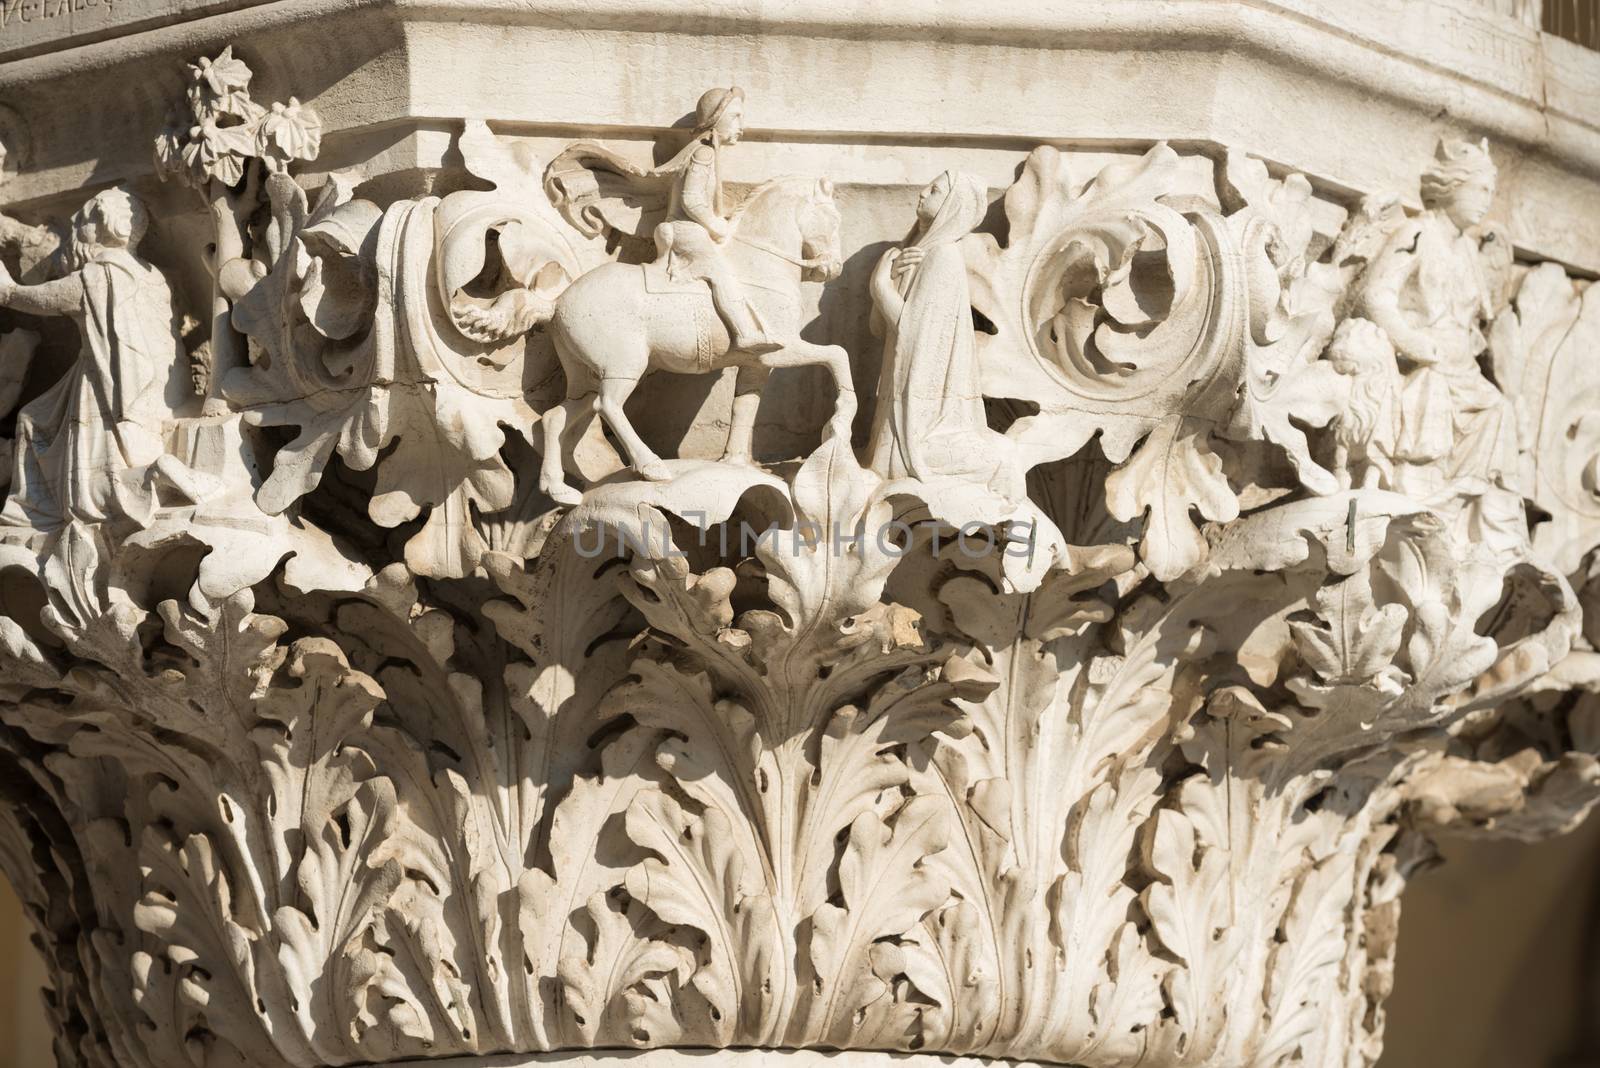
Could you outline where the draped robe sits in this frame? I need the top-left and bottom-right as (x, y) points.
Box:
(2, 248), (181, 531)
(868, 172), (1018, 500)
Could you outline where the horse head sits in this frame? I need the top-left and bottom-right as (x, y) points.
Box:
(732, 176), (843, 283)
(798, 178), (843, 282)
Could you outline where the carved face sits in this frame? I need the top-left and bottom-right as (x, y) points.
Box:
(715, 99), (745, 145)
(71, 216), (100, 251)
(1445, 176), (1493, 230)
(916, 172), (951, 223)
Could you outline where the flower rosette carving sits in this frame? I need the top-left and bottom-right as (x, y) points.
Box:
(969, 144), (1242, 462)
(970, 146), (1363, 583)
(968, 147), (1236, 581)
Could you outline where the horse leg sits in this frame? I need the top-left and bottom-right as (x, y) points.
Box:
(759, 341), (857, 441)
(723, 364), (770, 464)
(540, 390), (590, 507)
(597, 375), (671, 481)
(540, 328), (604, 507)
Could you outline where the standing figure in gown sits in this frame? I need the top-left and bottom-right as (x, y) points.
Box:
(0, 186), (216, 533)
(867, 170), (1021, 502)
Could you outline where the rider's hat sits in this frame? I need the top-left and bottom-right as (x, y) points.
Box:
(694, 86), (745, 134)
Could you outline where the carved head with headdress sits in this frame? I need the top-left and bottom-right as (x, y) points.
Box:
(1420, 138), (1496, 231)
(67, 185), (149, 267)
(911, 170), (988, 248)
(693, 86), (746, 145)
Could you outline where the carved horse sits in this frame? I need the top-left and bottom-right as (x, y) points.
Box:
(535, 176), (851, 506)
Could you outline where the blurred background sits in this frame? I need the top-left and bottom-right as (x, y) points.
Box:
(1, 817), (1596, 1067)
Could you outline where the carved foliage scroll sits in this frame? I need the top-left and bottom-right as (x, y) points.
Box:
(0, 53), (1595, 1068)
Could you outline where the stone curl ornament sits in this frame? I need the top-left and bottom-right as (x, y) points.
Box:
(0, 48), (1594, 1068)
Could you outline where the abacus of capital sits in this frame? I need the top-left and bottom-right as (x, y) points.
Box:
(1, 3), (1599, 1067)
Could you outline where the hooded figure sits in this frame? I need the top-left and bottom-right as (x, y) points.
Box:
(867, 170), (1016, 496)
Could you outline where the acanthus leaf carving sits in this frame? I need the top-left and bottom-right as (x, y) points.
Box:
(0, 55), (1596, 1068)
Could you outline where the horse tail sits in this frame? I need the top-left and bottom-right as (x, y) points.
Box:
(454, 288), (556, 345)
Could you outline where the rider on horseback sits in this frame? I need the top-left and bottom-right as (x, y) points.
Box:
(654, 87), (782, 355)
(536, 97), (851, 503)
(544, 86), (783, 356)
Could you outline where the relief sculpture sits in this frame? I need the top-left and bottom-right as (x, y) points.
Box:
(867, 170), (1023, 501)
(538, 87), (852, 503)
(0, 47), (1596, 1068)
(1350, 138), (1523, 554)
(0, 187), (219, 532)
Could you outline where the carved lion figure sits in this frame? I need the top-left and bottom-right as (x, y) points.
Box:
(1327, 317), (1401, 491)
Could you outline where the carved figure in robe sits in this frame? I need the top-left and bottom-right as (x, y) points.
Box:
(0, 187), (219, 531)
(866, 170), (1022, 501)
(0, 210), (51, 498)
(0, 330), (37, 496)
(547, 86), (779, 354)
(1355, 139), (1522, 546)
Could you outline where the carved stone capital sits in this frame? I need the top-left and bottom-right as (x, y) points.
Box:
(1, 6), (1598, 1068)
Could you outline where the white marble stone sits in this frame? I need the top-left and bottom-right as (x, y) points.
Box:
(0, 5), (1597, 1068)
(389, 1053), (1053, 1068)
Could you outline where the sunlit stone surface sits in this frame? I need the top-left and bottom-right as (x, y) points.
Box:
(1, 3), (1598, 1067)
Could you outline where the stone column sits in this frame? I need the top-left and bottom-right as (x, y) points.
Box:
(1, 3), (1598, 1067)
